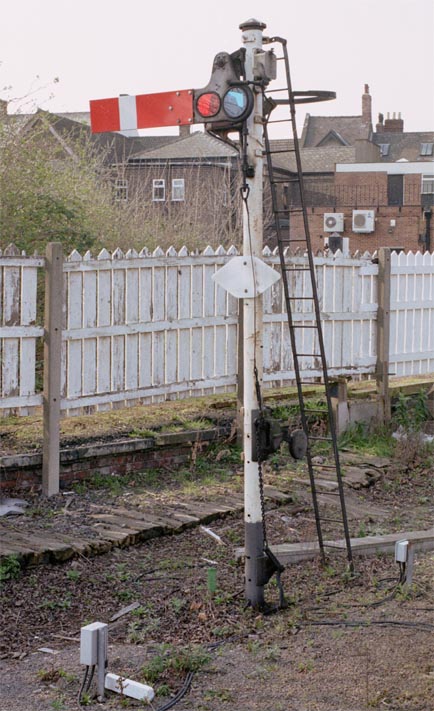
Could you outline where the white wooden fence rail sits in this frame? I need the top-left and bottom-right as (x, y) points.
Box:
(1, 246), (433, 416)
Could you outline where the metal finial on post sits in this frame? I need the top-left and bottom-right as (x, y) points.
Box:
(239, 18), (267, 31)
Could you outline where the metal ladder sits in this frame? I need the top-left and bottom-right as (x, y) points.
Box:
(261, 36), (354, 570)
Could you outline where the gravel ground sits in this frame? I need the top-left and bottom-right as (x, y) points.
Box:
(1, 444), (433, 711)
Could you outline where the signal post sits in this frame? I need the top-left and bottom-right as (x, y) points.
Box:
(239, 18), (267, 608)
(90, 17), (277, 608)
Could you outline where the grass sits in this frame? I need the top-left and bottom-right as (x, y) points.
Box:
(338, 422), (395, 458)
(0, 394), (235, 455)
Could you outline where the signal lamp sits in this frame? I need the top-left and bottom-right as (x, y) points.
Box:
(223, 87), (251, 119)
(196, 92), (221, 118)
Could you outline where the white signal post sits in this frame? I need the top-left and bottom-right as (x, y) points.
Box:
(240, 18), (267, 607)
(91, 17), (276, 608)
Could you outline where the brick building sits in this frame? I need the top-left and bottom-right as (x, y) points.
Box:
(270, 86), (434, 252)
(5, 87), (433, 253)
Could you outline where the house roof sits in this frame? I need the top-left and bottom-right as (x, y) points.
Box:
(301, 114), (372, 147)
(272, 145), (356, 174)
(372, 131), (434, 162)
(128, 131), (238, 161)
(6, 109), (180, 165)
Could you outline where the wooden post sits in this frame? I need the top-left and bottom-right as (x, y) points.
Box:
(330, 377), (349, 435)
(376, 247), (391, 423)
(42, 242), (63, 496)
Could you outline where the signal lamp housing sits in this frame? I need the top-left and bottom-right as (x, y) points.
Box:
(193, 51), (253, 130)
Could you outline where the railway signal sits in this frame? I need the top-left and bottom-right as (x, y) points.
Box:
(89, 18), (350, 610)
(90, 51), (254, 134)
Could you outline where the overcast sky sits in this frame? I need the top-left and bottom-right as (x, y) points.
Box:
(2, 0), (434, 136)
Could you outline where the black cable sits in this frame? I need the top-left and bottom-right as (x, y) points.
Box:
(153, 671), (194, 711)
(77, 665), (89, 706)
(305, 619), (434, 632)
(85, 664), (95, 693)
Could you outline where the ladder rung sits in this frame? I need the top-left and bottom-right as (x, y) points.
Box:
(309, 436), (332, 441)
(271, 178), (300, 185)
(274, 208), (303, 214)
(318, 518), (346, 524)
(287, 296), (314, 301)
(278, 238), (307, 244)
(303, 408), (327, 413)
(315, 491), (340, 497)
(291, 324), (318, 329)
(294, 352), (322, 357)
(266, 148), (296, 154)
(267, 118), (293, 125)
(311, 465), (337, 470)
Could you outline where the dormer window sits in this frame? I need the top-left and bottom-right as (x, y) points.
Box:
(379, 143), (390, 157)
(420, 143), (433, 156)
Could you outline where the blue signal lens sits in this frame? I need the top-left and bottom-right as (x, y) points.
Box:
(223, 87), (249, 119)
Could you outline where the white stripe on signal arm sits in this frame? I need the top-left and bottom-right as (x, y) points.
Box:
(119, 95), (138, 131)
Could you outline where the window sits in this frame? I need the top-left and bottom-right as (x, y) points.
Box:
(114, 178), (128, 202)
(420, 143), (433, 156)
(152, 179), (165, 201)
(171, 178), (185, 201)
(379, 143), (390, 157)
(422, 174), (434, 194)
(387, 174), (403, 205)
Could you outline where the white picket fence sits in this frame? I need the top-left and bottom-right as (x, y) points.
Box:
(0, 245), (433, 416)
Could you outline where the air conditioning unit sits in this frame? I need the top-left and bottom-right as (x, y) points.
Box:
(352, 210), (375, 233)
(324, 213), (344, 232)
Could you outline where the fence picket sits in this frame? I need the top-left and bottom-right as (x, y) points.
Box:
(1, 249), (433, 415)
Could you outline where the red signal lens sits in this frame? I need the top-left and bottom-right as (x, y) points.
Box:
(196, 92), (221, 118)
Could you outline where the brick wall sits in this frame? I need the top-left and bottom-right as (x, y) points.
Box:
(283, 171), (431, 253)
(288, 205), (430, 253)
(1, 426), (232, 493)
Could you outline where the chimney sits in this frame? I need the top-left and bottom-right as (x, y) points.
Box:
(384, 111), (404, 133)
(179, 124), (191, 138)
(376, 112), (384, 133)
(362, 84), (372, 126)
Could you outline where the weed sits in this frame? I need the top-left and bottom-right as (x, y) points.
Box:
(264, 645), (281, 661)
(323, 564), (337, 578)
(39, 593), (72, 611)
(338, 422), (394, 457)
(116, 564), (131, 582)
(247, 639), (261, 654)
(393, 389), (430, 432)
(50, 697), (66, 710)
(204, 689), (234, 702)
(169, 597), (186, 614)
(358, 522), (367, 538)
(66, 569), (81, 582)
(58, 669), (76, 683)
(140, 644), (210, 685)
(297, 659), (314, 673)
(38, 668), (76, 684)
(116, 589), (135, 603)
(156, 683), (171, 697)
(224, 529), (242, 544)
(211, 624), (233, 638)
(0, 554), (21, 582)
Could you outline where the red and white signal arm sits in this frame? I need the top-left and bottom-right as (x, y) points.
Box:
(90, 90), (194, 133)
